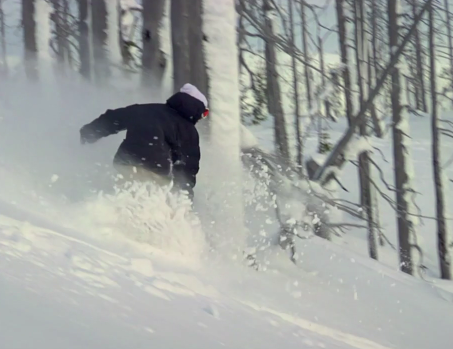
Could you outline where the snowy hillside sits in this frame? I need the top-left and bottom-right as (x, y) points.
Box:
(1, 79), (453, 348)
(2, 0), (453, 346)
(2, 202), (453, 349)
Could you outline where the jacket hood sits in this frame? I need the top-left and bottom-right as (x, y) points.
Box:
(166, 91), (206, 124)
(180, 83), (208, 108)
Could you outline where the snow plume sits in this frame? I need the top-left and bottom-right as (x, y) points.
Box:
(0, 74), (207, 267)
(69, 181), (207, 265)
(241, 148), (338, 252)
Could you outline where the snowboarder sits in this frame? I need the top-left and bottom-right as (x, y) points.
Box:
(79, 83), (209, 200)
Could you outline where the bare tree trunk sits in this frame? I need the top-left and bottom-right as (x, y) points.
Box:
(263, 0), (289, 160)
(367, 0), (383, 137)
(171, 0), (190, 93)
(368, 47), (382, 137)
(78, 0), (90, 80)
(22, 0), (38, 81)
(410, 0), (427, 112)
(91, 0), (109, 84)
(368, 39), (383, 245)
(61, 0), (71, 65)
(354, 0), (378, 260)
(300, 2), (312, 114)
(335, 0), (353, 125)
(313, 0), (431, 185)
(318, 35), (330, 121)
(188, 0), (208, 96)
(429, 2), (451, 280)
(389, 0), (415, 275)
(370, 0), (380, 76)
(50, 0), (67, 74)
(353, 0), (365, 110)
(318, 32), (332, 154)
(407, 62), (417, 107)
(142, 0), (166, 89)
(444, 0), (453, 95)
(51, 0), (63, 62)
(187, 0), (209, 136)
(355, 0), (382, 137)
(0, 0), (8, 77)
(288, 0), (302, 169)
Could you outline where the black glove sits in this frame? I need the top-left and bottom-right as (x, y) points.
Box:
(80, 125), (98, 145)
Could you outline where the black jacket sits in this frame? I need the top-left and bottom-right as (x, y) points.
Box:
(80, 92), (205, 195)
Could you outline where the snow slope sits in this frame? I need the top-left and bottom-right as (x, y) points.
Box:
(249, 110), (453, 280)
(1, 100), (453, 348)
(1, 53), (453, 349)
(2, 205), (453, 349)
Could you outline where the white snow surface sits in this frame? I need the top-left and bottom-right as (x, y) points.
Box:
(1, 201), (453, 349)
(1, 80), (453, 349)
(1, 19), (453, 348)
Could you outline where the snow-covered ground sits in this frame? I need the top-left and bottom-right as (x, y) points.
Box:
(1, 76), (453, 349)
(250, 110), (453, 279)
(2, 200), (453, 349)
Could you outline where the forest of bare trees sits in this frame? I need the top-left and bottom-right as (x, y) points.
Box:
(1, 0), (453, 280)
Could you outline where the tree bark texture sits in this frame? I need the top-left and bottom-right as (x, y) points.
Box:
(22, 0), (38, 81)
(91, 0), (109, 84)
(389, 0), (414, 275)
(429, 2), (451, 280)
(171, 0), (190, 93)
(263, 0), (290, 160)
(78, 0), (90, 79)
(335, 0), (353, 125)
(187, 0), (208, 96)
(142, 0), (166, 88)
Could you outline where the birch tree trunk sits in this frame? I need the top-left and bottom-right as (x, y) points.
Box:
(263, 0), (289, 160)
(429, 2), (451, 280)
(141, 0), (166, 89)
(203, 0), (245, 256)
(22, 0), (38, 81)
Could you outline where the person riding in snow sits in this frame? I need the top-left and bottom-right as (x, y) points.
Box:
(79, 83), (209, 200)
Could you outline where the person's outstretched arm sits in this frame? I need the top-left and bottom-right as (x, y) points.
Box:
(80, 105), (132, 144)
